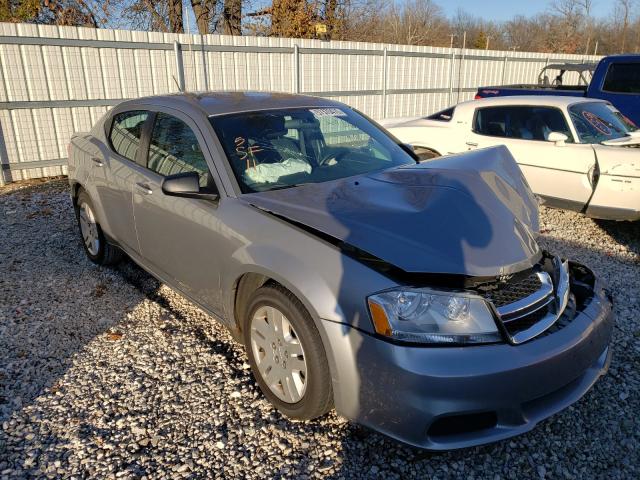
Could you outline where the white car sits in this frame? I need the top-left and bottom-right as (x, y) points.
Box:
(383, 96), (640, 221)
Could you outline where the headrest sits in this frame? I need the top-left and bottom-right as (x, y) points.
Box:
(257, 115), (287, 138)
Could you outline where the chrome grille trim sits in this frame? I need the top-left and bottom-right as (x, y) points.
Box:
(498, 257), (569, 345)
(490, 258), (571, 345)
(496, 272), (554, 321)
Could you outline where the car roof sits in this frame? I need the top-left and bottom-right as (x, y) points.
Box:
(119, 91), (346, 116)
(458, 95), (607, 110)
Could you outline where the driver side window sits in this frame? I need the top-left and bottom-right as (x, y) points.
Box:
(474, 106), (573, 142)
(147, 113), (213, 189)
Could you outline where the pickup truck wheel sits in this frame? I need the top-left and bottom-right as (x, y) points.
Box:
(244, 284), (333, 420)
(75, 190), (123, 266)
(414, 147), (440, 161)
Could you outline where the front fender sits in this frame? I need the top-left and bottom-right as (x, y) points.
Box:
(224, 243), (346, 326)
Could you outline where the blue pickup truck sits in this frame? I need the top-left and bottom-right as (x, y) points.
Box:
(475, 54), (640, 125)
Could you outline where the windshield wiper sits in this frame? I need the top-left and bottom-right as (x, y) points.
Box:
(267, 182), (313, 191)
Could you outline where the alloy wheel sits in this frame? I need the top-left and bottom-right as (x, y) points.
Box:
(250, 306), (308, 403)
(79, 201), (100, 256)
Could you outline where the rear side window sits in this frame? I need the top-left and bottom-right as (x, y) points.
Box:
(109, 111), (149, 161)
(427, 107), (454, 121)
(147, 113), (211, 188)
(602, 63), (640, 93)
(474, 106), (573, 142)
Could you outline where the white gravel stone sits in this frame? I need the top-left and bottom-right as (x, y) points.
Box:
(0, 178), (638, 479)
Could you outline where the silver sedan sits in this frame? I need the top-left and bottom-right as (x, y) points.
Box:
(67, 92), (613, 450)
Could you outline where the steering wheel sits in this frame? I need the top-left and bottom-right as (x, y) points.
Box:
(317, 149), (348, 167)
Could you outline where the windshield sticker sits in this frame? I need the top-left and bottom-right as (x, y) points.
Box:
(234, 137), (263, 168)
(310, 108), (347, 118)
(582, 111), (612, 136)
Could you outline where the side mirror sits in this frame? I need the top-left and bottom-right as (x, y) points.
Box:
(161, 172), (219, 201)
(547, 131), (568, 146)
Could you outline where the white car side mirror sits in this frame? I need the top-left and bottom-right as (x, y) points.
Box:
(547, 131), (568, 146)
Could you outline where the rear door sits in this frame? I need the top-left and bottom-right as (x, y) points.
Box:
(131, 109), (225, 315)
(467, 105), (596, 210)
(94, 109), (150, 253)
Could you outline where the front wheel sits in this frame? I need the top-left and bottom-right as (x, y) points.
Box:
(243, 284), (333, 419)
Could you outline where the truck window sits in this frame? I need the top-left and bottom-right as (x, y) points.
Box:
(474, 106), (573, 142)
(602, 63), (640, 94)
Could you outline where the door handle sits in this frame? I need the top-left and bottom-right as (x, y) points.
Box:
(466, 142), (479, 148)
(91, 157), (104, 167)
(135, 182), (153, 195)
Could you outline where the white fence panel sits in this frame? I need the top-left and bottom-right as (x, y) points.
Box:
(0, 23), (601, 183)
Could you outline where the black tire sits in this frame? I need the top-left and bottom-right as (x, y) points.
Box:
(74, 189), (123, 266)
(243, 284), (333, 420)
(414, 146), (440, 161)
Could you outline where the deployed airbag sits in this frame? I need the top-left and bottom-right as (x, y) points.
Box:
(244, 157), (311, 185)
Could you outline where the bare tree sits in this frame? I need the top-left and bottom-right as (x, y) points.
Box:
(614, 0), (633, 52)
(223, 0), (240, 34)
(191, 0), (217, 34)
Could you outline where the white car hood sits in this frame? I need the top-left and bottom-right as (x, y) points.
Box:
(601, 131), (640, 147)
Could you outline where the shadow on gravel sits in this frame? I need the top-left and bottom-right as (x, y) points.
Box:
(594, 219), (640, 257)
(0, 179), (123, 423)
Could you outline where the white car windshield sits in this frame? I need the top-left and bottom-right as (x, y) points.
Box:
(210, 107), (416, 193)
(569, 102), (638, 144)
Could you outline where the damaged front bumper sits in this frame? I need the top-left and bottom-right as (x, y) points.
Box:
(321, 263), (613, 450)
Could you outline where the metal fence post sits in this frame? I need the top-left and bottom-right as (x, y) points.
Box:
(448, 48), (455, 105)
(382, 47), (388, 119)
(173, 41), (185, 92)
(293, 44), (300, 94)
(200, 35), (209, 91)
(0, 121), (8, 187)
(501, 55), (508, 84)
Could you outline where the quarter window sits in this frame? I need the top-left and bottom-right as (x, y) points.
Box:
(147, 113), (212, 188)
(427, 107), (455, 121)
(474, 106), (573, 142)
(602, 63), (640, 94)
(109, 110), (149, 161)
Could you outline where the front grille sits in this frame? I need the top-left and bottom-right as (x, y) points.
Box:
(502, 304), (549, 335)
(477, 258), (571, 344)
(480, 271), (543, 308)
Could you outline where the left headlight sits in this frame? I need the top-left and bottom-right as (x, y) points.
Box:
(367, 288), (502, 345)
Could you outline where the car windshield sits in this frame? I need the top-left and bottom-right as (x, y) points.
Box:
(568, 102), (638, 143)
(210, 107), (416, 193)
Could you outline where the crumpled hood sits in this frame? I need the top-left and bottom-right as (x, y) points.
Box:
(242, 146), (541, 277)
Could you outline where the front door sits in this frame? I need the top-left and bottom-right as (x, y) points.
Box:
(468, 105), (596, 211)
(132, 110), (224, 315)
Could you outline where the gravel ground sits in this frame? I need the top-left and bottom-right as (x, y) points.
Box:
(0, 178), (638, 479)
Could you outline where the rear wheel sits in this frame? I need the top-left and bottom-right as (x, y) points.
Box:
(75, 189), (123, 265)
(243, 284), (333, 419)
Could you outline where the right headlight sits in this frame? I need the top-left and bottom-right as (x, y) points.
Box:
(367, 287), (502, 345)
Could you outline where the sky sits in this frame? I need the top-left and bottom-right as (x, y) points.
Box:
(439, 0), (612, 22)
